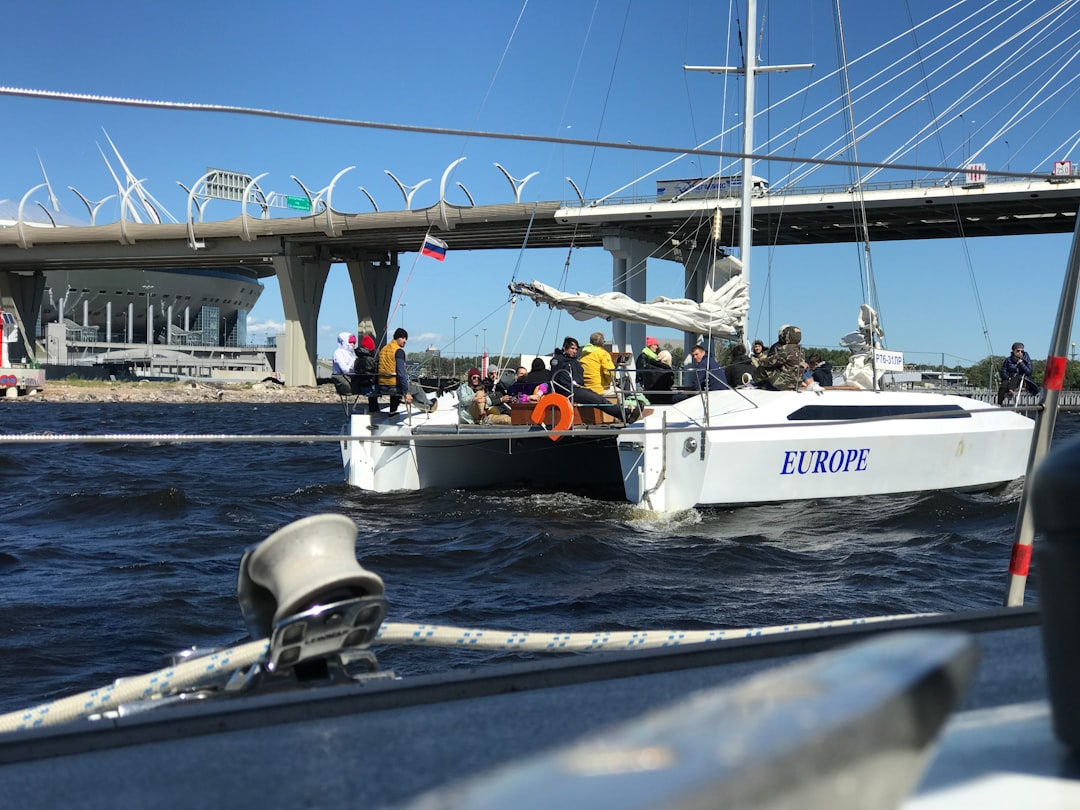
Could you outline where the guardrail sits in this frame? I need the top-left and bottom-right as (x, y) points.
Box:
(564, 174), (1062, 209)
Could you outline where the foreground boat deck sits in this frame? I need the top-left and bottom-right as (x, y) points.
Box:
(1, 607), (1073, 808)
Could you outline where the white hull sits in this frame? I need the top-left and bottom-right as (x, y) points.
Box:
(619, 389), (1034, 511)
(342, 388), (1034, 511)
(342, 392), (626, 496)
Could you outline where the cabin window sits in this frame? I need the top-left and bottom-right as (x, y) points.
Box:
(787, 404), (969, 421)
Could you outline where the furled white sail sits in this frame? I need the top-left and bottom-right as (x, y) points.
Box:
(509, 274), (749, 339)
(840, 304), (886, 390)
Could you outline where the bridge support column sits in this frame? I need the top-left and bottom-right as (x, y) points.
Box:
(0, 271), (44, 364)
(273, 245), (331, 387)
(682, 243), (743, 354)
(344, 254), (400, 344)
(601, 233), (658, 352)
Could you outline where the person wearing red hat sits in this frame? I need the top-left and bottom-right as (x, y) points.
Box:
(352, 333), (378, 409)
(456, 366), (489, 424)
(636, 336), (671, 397)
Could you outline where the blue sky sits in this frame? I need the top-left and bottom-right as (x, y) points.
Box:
(3, 0), (1078, 367)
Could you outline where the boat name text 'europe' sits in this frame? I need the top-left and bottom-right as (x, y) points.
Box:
(780, 448), (870, 475)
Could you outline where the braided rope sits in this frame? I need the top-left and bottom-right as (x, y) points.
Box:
(0, 612), (934, 734)
(375, 614), (933, 651)
(0, 641), (267, 734)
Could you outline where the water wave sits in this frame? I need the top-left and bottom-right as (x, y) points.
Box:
(0, 403), (1067, 713)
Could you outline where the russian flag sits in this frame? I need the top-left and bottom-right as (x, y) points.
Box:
(421, 235), (448, 261)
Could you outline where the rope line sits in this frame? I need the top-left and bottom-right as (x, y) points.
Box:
(0, 402), (1036, 447)
(0, 640), (268, 733)
(0, 85), (1048, 181)
(0, 612), (933, 734)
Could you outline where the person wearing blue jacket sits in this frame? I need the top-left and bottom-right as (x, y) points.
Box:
(997, 342), (1039, 404)
(689, 345), (730, 392)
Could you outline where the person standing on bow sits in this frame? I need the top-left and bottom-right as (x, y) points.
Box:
(997, 342), (1039, 404)
(550, 335), (640, 423)
(754, 325), (805, 391)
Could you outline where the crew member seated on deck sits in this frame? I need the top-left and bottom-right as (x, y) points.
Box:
(507, 359), (549, 401)
(754, 325), (805, 391)
(331, 332), (357, 395)
(647, 350), (678, 404)
(457, 368), (490, 424)
(689, 345), (730, 392)
(353, 334), (378, 410)
(997, 342), (1040, 405)
(636, 336), (671, 394)
(581, 331), (624, 395)
(376, 328), (436, 415)
(804, 353), (834, 388)
(724, 343), (756, 388)
(550, 336), (640, 423)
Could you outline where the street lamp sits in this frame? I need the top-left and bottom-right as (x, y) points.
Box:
(451, 315), (458, 378)
(960, 114), (974, 159)
(142, 284), (154, 360)
(400, 303), (407, 330)
(141, 282), (154, 375)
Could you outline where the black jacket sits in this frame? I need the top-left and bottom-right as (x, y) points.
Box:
(352, 347), (376, 386)
(810, 362), (834, 387)
(549, 350), (583, 396)
(725, 358), (756, 387)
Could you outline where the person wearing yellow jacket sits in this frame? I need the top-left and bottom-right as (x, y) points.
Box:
(375, 328), (435, 415)
(580, 331), (618, 394)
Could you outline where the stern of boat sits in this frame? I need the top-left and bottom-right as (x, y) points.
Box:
(342, 412), (423, 492)
(618, 409), (707, 512)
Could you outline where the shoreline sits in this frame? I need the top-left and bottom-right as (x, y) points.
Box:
(6, 379), (346, 404)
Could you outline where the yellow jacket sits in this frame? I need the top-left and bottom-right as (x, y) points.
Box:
(580, 344), (615, 394)
(377, 343), (403, 391)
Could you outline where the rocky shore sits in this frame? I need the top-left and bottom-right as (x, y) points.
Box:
(9, 379), (345, 404)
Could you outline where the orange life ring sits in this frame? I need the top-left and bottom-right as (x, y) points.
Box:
(531, 393), (574, 441)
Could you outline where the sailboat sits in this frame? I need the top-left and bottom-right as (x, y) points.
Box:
(341, 1), (1035, 511)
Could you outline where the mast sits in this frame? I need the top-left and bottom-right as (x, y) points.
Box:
(685, 0), (811, 340)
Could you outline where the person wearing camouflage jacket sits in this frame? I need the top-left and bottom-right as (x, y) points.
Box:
(755, 325), (805, 390)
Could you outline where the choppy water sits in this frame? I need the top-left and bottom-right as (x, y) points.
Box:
(0, 402), (1063, 714)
